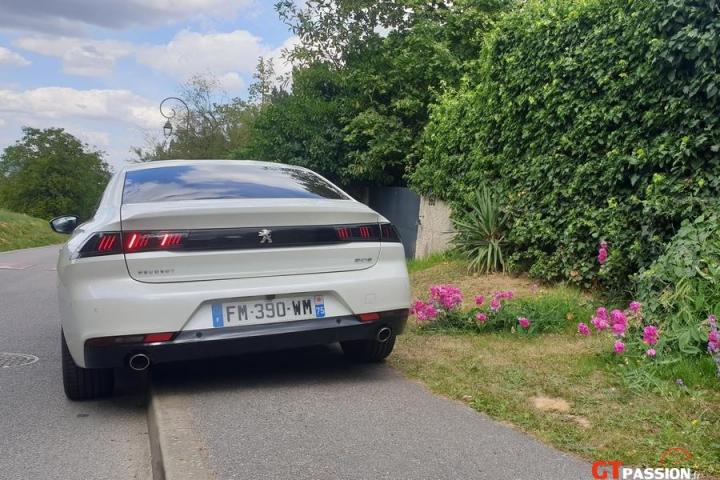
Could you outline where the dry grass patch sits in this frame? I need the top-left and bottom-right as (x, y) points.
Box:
(409, 259), (538, 301)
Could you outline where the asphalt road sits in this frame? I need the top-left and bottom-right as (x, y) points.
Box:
(2, 245), (589, 480)
(0, 246), (151, 480)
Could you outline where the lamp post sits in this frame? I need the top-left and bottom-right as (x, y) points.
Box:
(159, 97), (190, 138)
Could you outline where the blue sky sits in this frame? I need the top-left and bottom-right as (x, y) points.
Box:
(0, 0), (297, 169)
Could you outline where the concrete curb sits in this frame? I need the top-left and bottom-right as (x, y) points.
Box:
(147, 385), (214, 480)
(147, 392), (167, 480)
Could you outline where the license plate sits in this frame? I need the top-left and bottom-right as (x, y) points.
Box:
(211, 295), (325, 328)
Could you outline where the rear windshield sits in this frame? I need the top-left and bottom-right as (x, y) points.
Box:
(122, 163), (348, 203)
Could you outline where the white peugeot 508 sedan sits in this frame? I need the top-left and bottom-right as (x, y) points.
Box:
(51, 160), (410, 400)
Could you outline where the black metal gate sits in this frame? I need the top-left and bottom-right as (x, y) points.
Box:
(368, 187), (420, 258)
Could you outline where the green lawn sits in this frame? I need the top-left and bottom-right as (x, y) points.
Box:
(0, 209), (66, 252)
(393, 259), (720, 477)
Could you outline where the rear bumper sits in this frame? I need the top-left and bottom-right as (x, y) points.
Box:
(84, 311), (407, 368)
(59, 242), (409, 367)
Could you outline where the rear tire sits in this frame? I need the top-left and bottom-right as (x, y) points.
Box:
(341, 332), (396, 363)
(62, 331), (114, 400)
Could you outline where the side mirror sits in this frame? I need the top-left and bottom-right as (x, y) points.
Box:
(50, 215), (80, 234)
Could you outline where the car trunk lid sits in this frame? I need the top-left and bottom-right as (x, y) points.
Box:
(120, 199), (382, 283)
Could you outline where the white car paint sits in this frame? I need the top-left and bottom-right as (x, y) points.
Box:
(56, 160), (410, 367)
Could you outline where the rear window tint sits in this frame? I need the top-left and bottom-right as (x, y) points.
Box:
(122, 163), (348, 203)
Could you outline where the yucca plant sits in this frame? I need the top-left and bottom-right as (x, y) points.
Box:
(452, 186), (507, 273)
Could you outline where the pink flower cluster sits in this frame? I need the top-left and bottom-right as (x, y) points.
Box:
(430, 284), (463, 310)
(579, 300), (661, 356)
(577, 323), (590, 336)
(476, 290), (516, 325)
(411, 300), (438, 322)
(590, 307), (609, 331)
(412, 285), (523, 331)
(597, 240), (608, 265)
(489, 291), (513, 312)
(610, 309), (627, 336)
(411, 284), (463, 323)
(708, 315), (719, 354)
(642, 325), (658, 346)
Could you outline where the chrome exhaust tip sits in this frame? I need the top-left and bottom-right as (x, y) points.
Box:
(376, 327), (392, 343)
(128, 353), (150, 371)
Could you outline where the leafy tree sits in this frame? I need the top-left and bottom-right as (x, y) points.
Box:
(236, 63), (348, 182)
(135, 74), (256, 162)
(247, 0), (512, 185)
(0, 127), (111, 219)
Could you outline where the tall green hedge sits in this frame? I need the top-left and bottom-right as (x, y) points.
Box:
(410, 0), (720, 292)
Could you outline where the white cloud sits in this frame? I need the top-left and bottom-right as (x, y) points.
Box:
(0, 46), (30, 67)
(216, 72), (246, 91)
(136, 29), (266, 79)
(14, 30), (296, 87)
(77, 130), (111, 147)
(0, 0), (254, 34)
(267, 35), (298, 80)
(0, 87), (157, 129)
(14, 36), (133, 76)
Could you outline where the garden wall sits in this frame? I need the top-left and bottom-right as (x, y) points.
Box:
(416, 197), (455, 259)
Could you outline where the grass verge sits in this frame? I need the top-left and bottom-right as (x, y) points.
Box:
(393, 259), (720, 476)
(0, 209), (65, 252)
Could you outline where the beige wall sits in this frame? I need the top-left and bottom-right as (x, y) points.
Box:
(414, 197), (455, 258)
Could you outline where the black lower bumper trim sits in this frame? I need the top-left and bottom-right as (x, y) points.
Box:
(84, 312), (407, 368)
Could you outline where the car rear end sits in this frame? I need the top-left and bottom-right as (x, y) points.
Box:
(57, 161), (410, 397)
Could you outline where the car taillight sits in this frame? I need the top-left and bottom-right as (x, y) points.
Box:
(78, 232), (122, 257)
(334, 224), (380, 242)
(124, 231), (187, 252)
(380, 223), (401, 242)
(78, 231), (188, 257)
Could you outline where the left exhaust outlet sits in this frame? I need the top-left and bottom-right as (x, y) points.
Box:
(128, 353), (150, 371)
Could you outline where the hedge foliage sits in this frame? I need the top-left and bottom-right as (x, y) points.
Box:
(410, 0), (720, 292)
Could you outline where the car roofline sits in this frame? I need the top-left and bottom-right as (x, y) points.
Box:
(119, 159), (307, 173)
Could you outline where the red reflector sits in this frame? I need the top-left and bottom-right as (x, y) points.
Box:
(143, 332), (174, 343)
(358, 312), (380, 322)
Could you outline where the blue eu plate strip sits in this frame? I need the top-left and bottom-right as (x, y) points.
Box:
(315, 302), (326, 318)
(211, 304), (224, 328)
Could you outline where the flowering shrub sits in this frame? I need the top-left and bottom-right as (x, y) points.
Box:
(579, 301), (664, 358)
(412, 285), (591, 335)
(597, 241), (608, 265)
(707, 315), (720, 379)
(411, 284), (468, 330)
(412, 285), (527, 333)
(633, 211), (720, 355)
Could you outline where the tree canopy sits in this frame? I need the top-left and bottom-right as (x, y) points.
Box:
(0, 127), (111, 220)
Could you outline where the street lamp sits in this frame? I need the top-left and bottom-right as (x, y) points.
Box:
(159, 96), (190, 138)
(163, 120), (173, 138)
